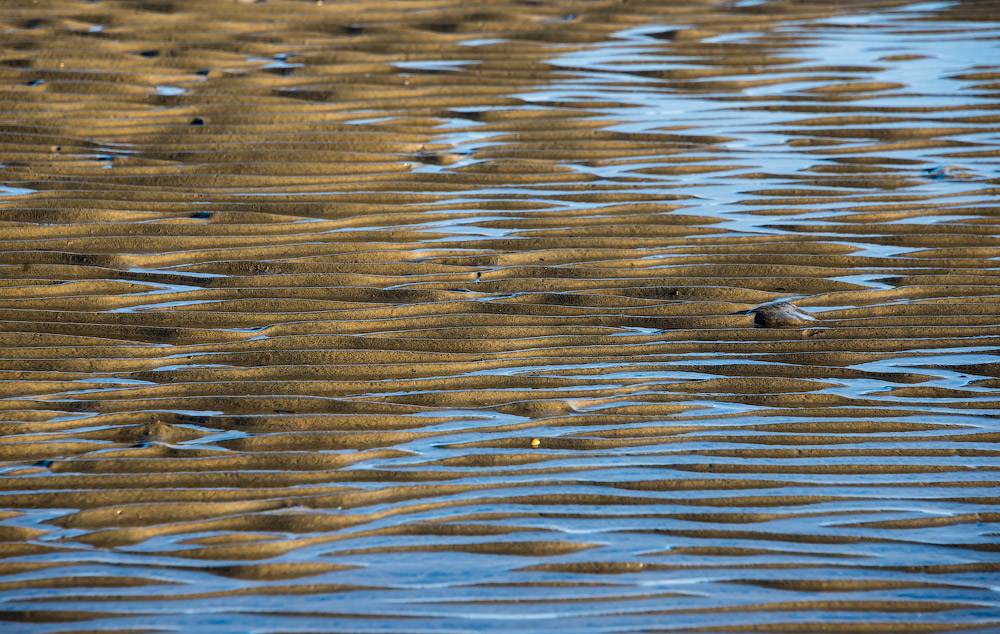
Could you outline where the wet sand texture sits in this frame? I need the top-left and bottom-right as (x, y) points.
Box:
(1, 0), (1000, 632)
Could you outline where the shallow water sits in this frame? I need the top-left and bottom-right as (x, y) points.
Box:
(1, 0), (1000, 632)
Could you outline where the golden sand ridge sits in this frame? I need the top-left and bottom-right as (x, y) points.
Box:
(0, 0), (999, 631)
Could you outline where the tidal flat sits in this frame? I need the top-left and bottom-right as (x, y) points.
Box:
(0, 0), (999, 632)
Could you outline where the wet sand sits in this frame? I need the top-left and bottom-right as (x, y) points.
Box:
(1, 0), (1000, 632)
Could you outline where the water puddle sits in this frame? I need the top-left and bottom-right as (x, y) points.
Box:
(153, 85), (187, 96)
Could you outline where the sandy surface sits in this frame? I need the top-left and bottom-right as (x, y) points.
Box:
(1, 0), (1000, 632)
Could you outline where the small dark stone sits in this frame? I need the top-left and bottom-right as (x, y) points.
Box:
(190, 117), (204, 125)
(649, 29), (677, 40)
(414, 150), (449, 165)
(751, 301), (817, 328)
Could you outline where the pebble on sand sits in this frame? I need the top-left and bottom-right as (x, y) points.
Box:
(750, 301), (817, 328)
